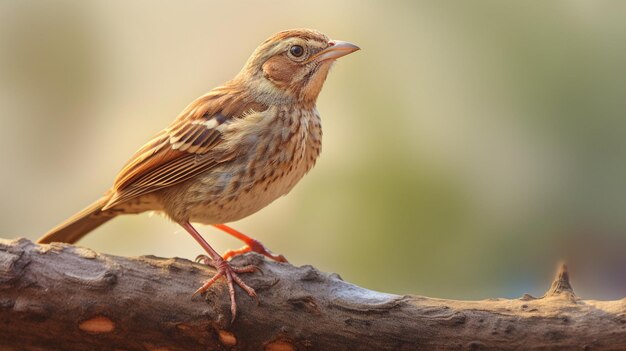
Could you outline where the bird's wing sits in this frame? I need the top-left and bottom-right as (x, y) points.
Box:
(103, 86), (267, 209)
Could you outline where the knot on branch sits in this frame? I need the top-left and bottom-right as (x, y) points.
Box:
(543, 263), (577, 300)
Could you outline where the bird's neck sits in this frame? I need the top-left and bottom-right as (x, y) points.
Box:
(233, 73), (319, 110)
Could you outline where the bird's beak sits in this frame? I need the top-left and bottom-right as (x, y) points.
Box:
(308, 40), (360, 63)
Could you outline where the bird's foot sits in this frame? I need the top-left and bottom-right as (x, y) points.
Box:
(211, 224), (288, 263)
(193, 256), (258, 322)
(222, 239), (288, 263)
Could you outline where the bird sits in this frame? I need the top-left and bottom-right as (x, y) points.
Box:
(37, 28), (359, 321)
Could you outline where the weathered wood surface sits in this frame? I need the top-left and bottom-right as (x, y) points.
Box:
(0, 238), (624, 350)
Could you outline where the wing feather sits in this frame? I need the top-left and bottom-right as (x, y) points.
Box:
(103, 86), (267, 210)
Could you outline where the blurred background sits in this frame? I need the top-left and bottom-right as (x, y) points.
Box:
(1, 0), (625, 300)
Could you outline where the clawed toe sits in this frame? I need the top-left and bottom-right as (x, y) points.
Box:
(233, 264), (263, 275)
(195, 254), (214, 266)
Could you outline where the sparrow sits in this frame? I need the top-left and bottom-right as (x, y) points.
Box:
(37, 28), (359, 321)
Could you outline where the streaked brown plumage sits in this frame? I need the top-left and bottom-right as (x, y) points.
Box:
(37, 28), (359, 321)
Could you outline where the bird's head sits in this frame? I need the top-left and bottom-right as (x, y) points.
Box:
(237, 29), (359, 107)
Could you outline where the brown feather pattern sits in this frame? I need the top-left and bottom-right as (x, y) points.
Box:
(104, 86), (268, 209)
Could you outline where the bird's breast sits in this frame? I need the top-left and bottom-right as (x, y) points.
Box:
(187, 106), (322, 224)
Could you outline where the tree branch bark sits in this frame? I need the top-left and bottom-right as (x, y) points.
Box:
(0, 238), (624, 350)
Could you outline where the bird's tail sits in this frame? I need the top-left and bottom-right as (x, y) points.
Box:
(37, 196), (117, 244)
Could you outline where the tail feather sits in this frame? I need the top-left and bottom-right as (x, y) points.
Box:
(37, 196), (117, 244)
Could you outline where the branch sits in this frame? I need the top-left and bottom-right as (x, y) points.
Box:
(0, 238), (624, 350)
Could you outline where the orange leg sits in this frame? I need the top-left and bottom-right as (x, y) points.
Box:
(212, 224), (288, 263)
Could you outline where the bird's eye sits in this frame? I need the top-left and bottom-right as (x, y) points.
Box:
(289, 45), (305, 58)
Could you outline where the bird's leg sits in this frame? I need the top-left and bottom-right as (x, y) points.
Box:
(181, 221), (257, 322)
(212, 223), (288, 263)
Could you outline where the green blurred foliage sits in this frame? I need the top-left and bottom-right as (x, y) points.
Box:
(1, 0), (624, 299)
